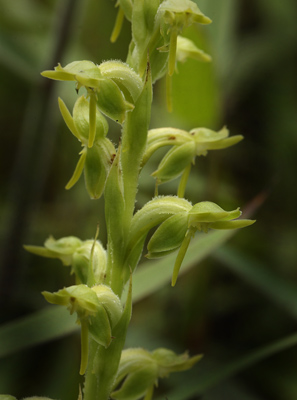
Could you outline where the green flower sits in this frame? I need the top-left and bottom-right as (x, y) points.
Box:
(42, 60), (143, 125)
(144, 200), (255, 286)
(24, 235), (107, 285)
(144, 126), (243, 196)
(157, 0), (211, 75)
(58, 95), (116, 199)
(43, 284), (123, 375)
(111, 347), (202, 400)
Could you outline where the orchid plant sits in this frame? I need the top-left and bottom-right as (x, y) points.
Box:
(1, 1), (255, 400)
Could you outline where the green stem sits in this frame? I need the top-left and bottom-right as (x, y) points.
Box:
(166, 73), (173, 113)
(84, 278), (132, 400)
(83, 338), (100, 398)
(80, 320), (89, 375)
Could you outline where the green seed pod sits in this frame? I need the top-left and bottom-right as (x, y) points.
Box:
(152, 141), (196, 183)
(84, 139), (116, 199)
(146, 212), (188, 258)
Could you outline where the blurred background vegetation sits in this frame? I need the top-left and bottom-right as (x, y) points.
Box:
(1, 0), (297, 399)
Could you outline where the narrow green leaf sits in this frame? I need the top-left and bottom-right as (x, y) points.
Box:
(0, 307), (77, 359)
(213, 246), (297, 319)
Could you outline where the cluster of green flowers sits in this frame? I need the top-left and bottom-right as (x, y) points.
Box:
(11, 1), (256, 400)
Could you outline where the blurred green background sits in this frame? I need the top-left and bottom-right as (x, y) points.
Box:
(1, 0), (297, 399)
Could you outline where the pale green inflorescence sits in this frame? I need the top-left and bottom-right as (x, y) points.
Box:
(16, 1), (257, 400)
